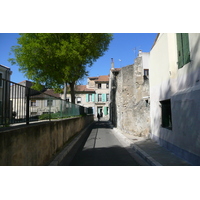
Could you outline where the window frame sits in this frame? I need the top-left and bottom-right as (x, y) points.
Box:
(47, 99), (53, 107)
(98, 94), (102, 102)
(88, 94), (92, 102)
(160, 99), (172, 130)
(31, 99), (37, 107)
(77, 97), (81, 104)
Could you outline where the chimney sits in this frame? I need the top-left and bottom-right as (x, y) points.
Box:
(138, 50), (142, 57)
(111, 58), (114, 69)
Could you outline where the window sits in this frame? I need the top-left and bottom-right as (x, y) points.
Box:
(98, 83), (101, 89)
(176, 33), (190, 69)
(88, 94), (92, 102)
(47, 99), (53, 107)
(98, 94), (102, 102)
(106, 83), (109, 88)
(31, 100), (36, 106)
(106, 94), (109, 101)
(77, 97), (81, 104)
(144, 69), (149, 76)
(160, 99), (172, 129)
(0, 73), (2, 87)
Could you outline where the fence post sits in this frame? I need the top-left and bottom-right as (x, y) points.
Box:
(26, 87), (30, 125)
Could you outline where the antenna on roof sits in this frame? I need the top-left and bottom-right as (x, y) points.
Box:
(111, 58), (114, 69)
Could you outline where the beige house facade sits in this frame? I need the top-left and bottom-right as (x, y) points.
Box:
(65, 75), (110, 118)
(149, 33), (200, 165)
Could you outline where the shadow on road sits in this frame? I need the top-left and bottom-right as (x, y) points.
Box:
(69, 145), (140, 166)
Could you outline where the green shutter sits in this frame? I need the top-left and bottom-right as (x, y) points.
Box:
(176, 33), (190, 69)
(92, 94), (95, 102)
(182, 33), (190, 65)
(86, 94), (89, 102)
(96, 94), (98, 102)
(102, 94), (106, 102)
(104, 107), (107, 115)
(176, 33), (183, 69)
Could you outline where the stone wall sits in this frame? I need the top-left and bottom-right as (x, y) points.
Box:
(110, 57), (150, 137)
(0, 115), (93, 166)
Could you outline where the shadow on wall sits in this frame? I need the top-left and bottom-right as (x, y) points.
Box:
(154, 42), (200, 165)
(110, 74), (118, 127)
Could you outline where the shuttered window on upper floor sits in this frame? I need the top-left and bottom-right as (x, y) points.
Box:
(176, 33), (190, 69)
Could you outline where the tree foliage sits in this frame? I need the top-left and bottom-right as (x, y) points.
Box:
(9, 33), (113, 102)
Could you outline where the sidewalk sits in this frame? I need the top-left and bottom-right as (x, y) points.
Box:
(112, 125), (191, 166)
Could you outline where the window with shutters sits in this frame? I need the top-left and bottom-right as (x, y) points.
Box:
(160, 99), (172, 130)
(98, 94), (102, 102)
(88, 94), (92, 102)
(31, 100), (36, 106)
(47, 99), (53, 107)
(176, 33), (190, 69)
(106, 94), (109, 101)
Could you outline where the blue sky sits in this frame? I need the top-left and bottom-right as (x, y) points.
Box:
(0, 33), (157, 85)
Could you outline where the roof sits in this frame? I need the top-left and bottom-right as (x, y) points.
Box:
(30, 89), (61, 99)
(74, 85), (95, 92)
(95, 75), (109, 82)
(0, 64), (11, 70)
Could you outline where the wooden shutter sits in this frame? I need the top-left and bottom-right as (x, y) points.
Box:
(176, 33), (183, 69)
(102, 94), (106, 102)
(92, 94), (95, 102)
(86, 94), (89, 102)
(104, 107), (107, 115)
(182, 33), (190, 65)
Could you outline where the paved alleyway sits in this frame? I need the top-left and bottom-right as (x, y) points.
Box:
(60, 121), (140, 166)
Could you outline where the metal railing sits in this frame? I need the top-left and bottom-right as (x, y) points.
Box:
(0, 78), (93, 127)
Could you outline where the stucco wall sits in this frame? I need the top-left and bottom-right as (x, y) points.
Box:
(0, 115), (93, 166)
(149, 33), (200, 165)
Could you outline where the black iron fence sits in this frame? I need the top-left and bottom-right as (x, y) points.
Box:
(0, 78), (93, 127)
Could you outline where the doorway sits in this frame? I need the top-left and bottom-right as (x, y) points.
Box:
(97, 106), (103, 117)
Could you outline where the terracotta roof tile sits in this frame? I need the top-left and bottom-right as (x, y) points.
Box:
(75, 85), (95, 92)
(95, 75), (109, 82)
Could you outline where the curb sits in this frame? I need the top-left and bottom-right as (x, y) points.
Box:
(49, 122), (94, 166)
(113, 128), (162, 166)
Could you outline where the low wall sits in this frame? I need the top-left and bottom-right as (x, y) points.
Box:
(0, 115), (94, 166)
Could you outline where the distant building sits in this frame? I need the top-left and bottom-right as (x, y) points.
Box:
(0, 64), (12, 124)
(64, 75), (110, 118)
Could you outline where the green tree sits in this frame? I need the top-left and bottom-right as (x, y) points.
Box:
(9, 33), (113, 103)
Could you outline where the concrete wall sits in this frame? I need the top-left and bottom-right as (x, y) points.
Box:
(0, 115), (93, 166)
(149, 33), (200, 165)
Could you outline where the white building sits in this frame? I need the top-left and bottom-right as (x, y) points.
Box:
(149, 33), (200, 165)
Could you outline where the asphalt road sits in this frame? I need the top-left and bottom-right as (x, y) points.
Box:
(61, 121), (140, 166)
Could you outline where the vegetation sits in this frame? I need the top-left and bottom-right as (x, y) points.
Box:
(39, 112), (82, 120)
(9, 33), (113, 103)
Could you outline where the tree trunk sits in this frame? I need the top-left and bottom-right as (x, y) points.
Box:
(63, 82), (67, 100)
(69, 82), (75, 104)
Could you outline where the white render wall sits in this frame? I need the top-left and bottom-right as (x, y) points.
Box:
(149, 33), (200, 164)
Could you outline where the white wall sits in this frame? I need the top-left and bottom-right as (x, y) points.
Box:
(149, 33), (200, 165)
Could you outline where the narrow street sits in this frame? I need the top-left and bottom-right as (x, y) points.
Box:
(59, 120), (140, 166)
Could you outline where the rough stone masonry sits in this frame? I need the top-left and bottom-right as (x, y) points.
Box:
(110, 56), (150, 137)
